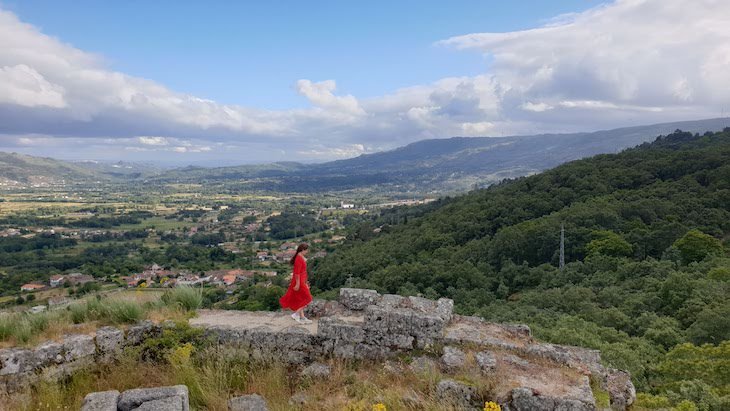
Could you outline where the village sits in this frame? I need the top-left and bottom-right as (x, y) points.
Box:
(0, 191), (433, 316)
(18, 240), (332, 292)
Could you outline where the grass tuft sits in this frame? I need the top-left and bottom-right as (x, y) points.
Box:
(162, 286), (203, 311)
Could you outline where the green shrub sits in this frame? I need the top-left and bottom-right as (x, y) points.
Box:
(85, 297), (107, 320)
(635, 393), (672, 409)
(105, 299), (144, 324)
(69, 303), (87, 324)
(13, 319), (32, 344)
(28, 312), (50, 333)
(139, 322), (206, 363)
(673, 400), (698, 411)
(69, 297), (145, 325)
(0, 315), (14, 340)
(162, 286), (203, 311)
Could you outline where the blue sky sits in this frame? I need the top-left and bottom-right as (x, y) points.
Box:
(0, 0), (727, 165)
(5, 1), (605, 109)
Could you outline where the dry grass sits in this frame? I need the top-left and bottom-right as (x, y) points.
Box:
(0, 291), (188, 348)
(2, 346), (508, 411)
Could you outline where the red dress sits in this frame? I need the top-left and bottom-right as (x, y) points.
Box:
(279, 254), (312, 310)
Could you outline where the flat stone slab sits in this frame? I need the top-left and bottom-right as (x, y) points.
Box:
(229, 394), (269, 411)
(117, 385), (189, 411)
(191, 310), (320, 333)
(191, 309), (366, 336)
(444, 316), (530, 350)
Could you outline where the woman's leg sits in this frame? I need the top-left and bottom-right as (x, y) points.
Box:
(295, 307), (304, 318)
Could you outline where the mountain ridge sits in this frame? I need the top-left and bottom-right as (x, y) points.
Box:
(1, 117), (728, 191)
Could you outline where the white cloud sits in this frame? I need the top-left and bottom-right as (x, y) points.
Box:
(297, 144), (368, 159)
(0, 1), (729, 163)
(521, 102), (553, 112)
(461, 122), (494, 136)
(295, 79), (365, 116)
(0, 64), (66, 108)
(438, 0), (730, 128)
(138, 136), (170, 146)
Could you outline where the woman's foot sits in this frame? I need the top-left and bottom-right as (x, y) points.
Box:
(300, 316), (313, 324)
(291, 312), (302, 323)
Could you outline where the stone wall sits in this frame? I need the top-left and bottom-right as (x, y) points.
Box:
(0, 321), (157, 394)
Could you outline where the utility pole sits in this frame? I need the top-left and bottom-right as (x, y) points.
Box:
(559, 223), (565, 270)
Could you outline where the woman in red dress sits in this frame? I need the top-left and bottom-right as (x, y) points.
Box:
(279, 243), (313, 324)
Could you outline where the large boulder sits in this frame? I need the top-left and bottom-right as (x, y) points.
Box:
(304, 299), (347, 318)
(62, 334), (96, 362)
(436, 379), (477, 409)
(440, 346), (466, 372)
(339, 288), (380, 310)
(0, 348), (32, 376)
(475, 351), (497, 375)
(133, 396), (185, 411)
(301, 362), (331, 378)
(510, 386), (595, 411)
(34, 341), (64, 368)
(125, 320), (158, 346)
(229, 394), (269, 411)
(96, 326), (124, 360)
(81, 390), (120, 411)
(117, 385), (189, 411)
(604, 369), (636, 410)
(409, 356), (438, 374)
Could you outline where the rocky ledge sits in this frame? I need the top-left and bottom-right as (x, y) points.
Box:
(192, 288), (635, 410)
(2, 288), (635, 410)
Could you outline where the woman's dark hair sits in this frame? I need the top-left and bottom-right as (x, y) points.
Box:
(290, 243), (309, 265)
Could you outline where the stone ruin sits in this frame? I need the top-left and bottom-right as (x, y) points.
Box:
(1, 288), (636, 410)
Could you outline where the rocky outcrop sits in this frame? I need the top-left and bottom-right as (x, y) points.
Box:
(2, 288), (637, 410)
(81, 385), (189, 411)
(603, 369), (636, 410)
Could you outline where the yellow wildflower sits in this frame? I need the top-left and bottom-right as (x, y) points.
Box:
(372, 403), (387, 411)
(484, 401), (501, 411)
(167, 342), (194, 366)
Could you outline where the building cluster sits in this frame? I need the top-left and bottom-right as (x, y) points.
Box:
(21, 272), (95, 292)
(119, 264), (277, 288)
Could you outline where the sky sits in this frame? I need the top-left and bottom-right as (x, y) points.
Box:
(0, 0), (728, 166)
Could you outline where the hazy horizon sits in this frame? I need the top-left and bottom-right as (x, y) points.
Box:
(2, 115), (729, 168)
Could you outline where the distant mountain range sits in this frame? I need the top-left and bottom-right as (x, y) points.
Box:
(1, 118), (728, 191)
(0, 154), (161, 187)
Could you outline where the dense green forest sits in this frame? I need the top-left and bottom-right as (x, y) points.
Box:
(312, 129), (730, 410)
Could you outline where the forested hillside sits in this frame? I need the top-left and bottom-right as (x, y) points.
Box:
(312, 129), (730, 409)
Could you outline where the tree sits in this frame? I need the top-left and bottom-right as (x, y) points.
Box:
(686, 303), (730, 345)
(586, 230), (633, 257)
(673, 230), (724, 265)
